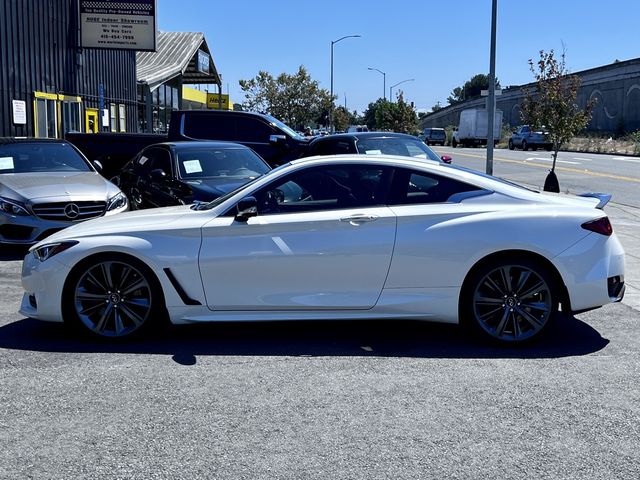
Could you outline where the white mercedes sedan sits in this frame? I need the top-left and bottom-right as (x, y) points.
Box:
(20, 155), (625, 344)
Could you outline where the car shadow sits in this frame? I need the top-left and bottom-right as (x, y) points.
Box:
(0, 312), (608, 363)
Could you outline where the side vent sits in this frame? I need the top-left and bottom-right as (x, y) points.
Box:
(163, 268), (202, 305)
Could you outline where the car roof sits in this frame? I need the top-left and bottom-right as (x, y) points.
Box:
(146, 140), (250, 150)
(311, 132), (419, 143)
(0, 137), (68, 146)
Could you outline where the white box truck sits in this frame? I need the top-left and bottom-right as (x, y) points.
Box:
(452, 108), (503, 148)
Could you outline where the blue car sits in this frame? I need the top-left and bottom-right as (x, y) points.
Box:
(116, 141), (271, 209)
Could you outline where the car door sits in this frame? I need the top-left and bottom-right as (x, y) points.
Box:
(198, 164), (397, 311)
(141, 147), (182, 207)
(515, 126), (528, 147)
(385, 167), (489, 290)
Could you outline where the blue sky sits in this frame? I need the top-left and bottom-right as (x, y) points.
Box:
(157, 0), (640, 115)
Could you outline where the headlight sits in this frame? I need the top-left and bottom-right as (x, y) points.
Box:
(107, 191), (128, 211)
(0, 197), (30, 216)
(32, 241), (78, 262)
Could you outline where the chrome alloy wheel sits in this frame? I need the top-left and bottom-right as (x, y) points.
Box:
(472, 264), (553, 342)
(73, 260), (153, 337)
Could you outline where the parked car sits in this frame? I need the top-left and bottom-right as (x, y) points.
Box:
(420, 127), (446, 146)
(305, 132), (452, 163)
(509, 125), (552, 151)
(21, 155), (624, 344)
(0, 138), (128, 246)
(117, 141), (270, 209)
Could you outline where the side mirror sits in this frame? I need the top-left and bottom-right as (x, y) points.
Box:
(235, 196), (258, 222)
(150, 169), (167, 180)
(440, 155), (452, 164)
(92, 160), (103, 172)
(269, 134), (287, 146)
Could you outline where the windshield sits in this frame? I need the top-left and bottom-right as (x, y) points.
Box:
(176, 147), (270, 180)
(264, 114), (305, 141)
(0, 142), (91, 174)
(355, 136), (442, 162)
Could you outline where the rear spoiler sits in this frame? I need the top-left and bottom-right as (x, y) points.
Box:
(578, 192), (612, 209)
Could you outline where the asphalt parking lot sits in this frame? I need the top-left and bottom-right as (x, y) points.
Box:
(1, 234), (639, 478)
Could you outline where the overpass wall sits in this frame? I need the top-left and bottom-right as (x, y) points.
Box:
(421, 58), (640, 134)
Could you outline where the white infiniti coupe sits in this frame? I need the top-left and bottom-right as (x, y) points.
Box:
(20, 155), (625, 343)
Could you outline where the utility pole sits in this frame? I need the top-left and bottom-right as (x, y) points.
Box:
(486, 0), (498, 175)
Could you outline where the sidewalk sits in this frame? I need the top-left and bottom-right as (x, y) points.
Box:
(606, 202), (640, 311)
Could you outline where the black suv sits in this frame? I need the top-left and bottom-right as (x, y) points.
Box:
(168, 110), (310, 166)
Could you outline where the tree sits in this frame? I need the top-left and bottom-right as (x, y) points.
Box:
(431, 101), (442, 112)
(447, 74), (501, 104)
(239, 66), (332, 130)
(521, 49), (594, 192)
(362, 98), (387, 130)
(331, 106), (360, 132)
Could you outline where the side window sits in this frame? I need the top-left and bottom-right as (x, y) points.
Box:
(252, 165), (391, 215)
(390, 168), (481, 205)
(182, 114), (236, 140)
(235, 118), (277, 143)
(145, 148), (173, 178)
(312, 139), (354, 155)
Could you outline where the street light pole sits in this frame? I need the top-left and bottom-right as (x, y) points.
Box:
(330, 34), (361, 133)
(486, 0), (498, 175)
(389, 78), (415, 102)
(368, 67), (386, 101)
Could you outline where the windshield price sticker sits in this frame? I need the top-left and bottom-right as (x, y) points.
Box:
(183, 160), (203, 174)
(0, 157), (15, 170)
(365, 150), (382, 155)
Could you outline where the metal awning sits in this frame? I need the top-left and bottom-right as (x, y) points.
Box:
(136, 31), (221, 91)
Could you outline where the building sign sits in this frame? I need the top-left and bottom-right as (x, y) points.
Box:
(12, 100), (27, 124)
(206, 93), (231, 110)
(197, 50), (210, 74)
(80, 0), (157, 51)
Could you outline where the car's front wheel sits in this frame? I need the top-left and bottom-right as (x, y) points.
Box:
(63, 254), (164, 339)
(462, 257), (558, 344)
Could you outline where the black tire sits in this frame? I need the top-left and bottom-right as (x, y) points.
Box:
(452, 139), (457, 148)
(62, 253), (166, 339)
(461, 256), (558, 344)
(508, 139), (514, 150)
(531, 145), (537, 151)
(522, 140), (529, 151)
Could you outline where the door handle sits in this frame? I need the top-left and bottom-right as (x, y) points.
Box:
(339, 214), (379, 225)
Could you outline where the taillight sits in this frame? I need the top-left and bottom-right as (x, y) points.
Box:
(581, 217), (613, 236)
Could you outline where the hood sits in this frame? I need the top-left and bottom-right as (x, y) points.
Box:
(186, 177), (253, 201)
(0, 172), (119, 202)
(37, 204), (195, 244)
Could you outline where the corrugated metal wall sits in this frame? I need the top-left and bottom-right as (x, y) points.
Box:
(0, 0), (137, 136)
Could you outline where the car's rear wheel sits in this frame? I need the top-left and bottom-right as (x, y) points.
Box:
(462, 258), (557, 344)
(508, 139), (514, 150)
(522, 140), (529, 151)
(63, 254), (164, 339)
(452, 139), (457, 148)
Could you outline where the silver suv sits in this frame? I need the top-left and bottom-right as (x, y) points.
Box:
(508, 125), (552, 151)
(0, 138), (128, 245)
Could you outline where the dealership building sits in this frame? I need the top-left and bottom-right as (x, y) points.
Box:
(0, 0), (225, 138)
